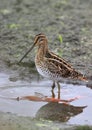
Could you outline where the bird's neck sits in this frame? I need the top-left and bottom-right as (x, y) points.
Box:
(36, 42), (49, 60)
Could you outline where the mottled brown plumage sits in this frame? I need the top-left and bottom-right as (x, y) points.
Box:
(19, 33), (87, 89)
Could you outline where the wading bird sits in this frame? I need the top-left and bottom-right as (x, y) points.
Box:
(19, 33), (87, 96)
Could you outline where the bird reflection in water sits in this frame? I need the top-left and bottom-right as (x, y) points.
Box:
(17, 87), (79, 103)
(16, 88), (87, 122)
(35, 90), (87, 122)
(36, 102), (87, 122)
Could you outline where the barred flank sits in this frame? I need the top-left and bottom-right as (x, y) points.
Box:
(71, 70), (83, 79)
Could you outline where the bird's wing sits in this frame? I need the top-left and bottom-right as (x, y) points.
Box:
(49, 51), (73, 69)
(45, 58), (73, 78)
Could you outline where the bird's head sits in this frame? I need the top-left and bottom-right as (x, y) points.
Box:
(34, 33), (47, 47)
(19, 33), (47, 63)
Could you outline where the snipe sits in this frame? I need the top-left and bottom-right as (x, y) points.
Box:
(19, 33), (87, 93)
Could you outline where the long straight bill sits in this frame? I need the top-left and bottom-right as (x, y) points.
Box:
(19, 43), (35, 63)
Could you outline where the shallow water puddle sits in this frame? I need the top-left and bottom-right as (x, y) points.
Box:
(0, 73), (92, 125)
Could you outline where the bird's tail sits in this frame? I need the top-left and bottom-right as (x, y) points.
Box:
(71, 70), (88, 82)
(78, 75), (88, 82)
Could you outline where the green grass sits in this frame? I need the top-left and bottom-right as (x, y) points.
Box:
(75, 125), (92, 130)
(56, 34), (63, 57)
(58, 34), (63, 44)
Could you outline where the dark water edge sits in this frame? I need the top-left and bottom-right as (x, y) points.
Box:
(0, 111), (92, 130)
(0, 111), (72, 130)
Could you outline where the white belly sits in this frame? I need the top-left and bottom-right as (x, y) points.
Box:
(35, 56), (62, 82)
(35, 64), (62, 82)
(36, 65), (50, 78)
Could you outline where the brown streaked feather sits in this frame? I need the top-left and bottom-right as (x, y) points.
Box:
(45, 58), (72, 78)
(45, 55), (87, 80)
(44, 51), (88, 80)
(49, 51), (74, 69)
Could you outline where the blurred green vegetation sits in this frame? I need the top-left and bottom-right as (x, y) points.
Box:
(75, 125), (92, 130)
(56, 34), (63, 57)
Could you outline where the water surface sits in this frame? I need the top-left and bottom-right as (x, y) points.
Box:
(0, 73), (92, 125)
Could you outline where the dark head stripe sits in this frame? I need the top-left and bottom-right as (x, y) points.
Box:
(36, 33), (45, 36)
(34, 33), (46, 44)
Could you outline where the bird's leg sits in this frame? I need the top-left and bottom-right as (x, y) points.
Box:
(51, 81), (55, 89)
(51, 81), (55, 98)
(57, 82), (60, 99)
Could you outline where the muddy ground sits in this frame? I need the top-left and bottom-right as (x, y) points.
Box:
(0, 0), (92, 129)
(0, 0), (92, 80)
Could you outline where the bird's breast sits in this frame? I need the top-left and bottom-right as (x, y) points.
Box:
(35, 58), (49, 78)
